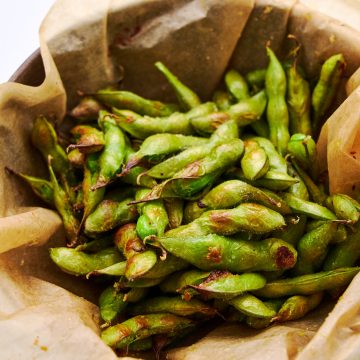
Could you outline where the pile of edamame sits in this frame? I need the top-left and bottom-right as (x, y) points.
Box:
(9, 44), (360, 355)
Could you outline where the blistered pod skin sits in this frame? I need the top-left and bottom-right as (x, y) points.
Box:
(95, 89), (178, 117)
(67, 148), (86, 168)
(332, 194), (360, 223)
(272, 215), (307, 246)
(68, 125), (105, 154)
(49, 247), (122, 276)
(254, 267), (360, 298)
(155, 61), (201, 111)
(241, 141), (269, 181)
(101, 313), (194, 349)
(125, 250), (158, 280)
(114, 223), (145, 259)
(153, 235), (297, 272)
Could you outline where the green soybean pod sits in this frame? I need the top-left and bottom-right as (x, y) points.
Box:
(241, 140), (269, 181)
(293, 221), (337, 275)
(155, 61), (201, 111)
(285, 60), (312, 136)
(99, 286), (127, 323)
(70, 96), (105, 121)
(272, 215), (307, 247)
(245, 69), (266, 93)
(246, 299), (284, 329)
(152, 235), (297, 273)
(186, 271), (266, 300)
(213, 90), (232, 110)
(88, 261), (126, 277)
(225, 69), (250, 101)
(101, 313), (195, 349)
(282, 193), (336, 220)
(312, 54), (346, 135)
(265, 47), (290, 156)
(323, 222), (360, 270)
(129, 296), (216, 318)
(49, 247), (122, 276)
(67, 148), (86, 168)
(254, 267), (360, 298)
(273, 292), (323, 322)
(164, 198), (184, 229)
(332, 194), (360, 223)
(229, 294), (277, 318)
(68, 125), (105, 154)
(286, 160), (310, 201)
(95, 89), (178, 117)
(5, 167), (54, 206)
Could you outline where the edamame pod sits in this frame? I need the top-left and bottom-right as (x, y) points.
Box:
(101, 313), (194, 349)
(225, 69), (250, 101)
(67, 148), (86, 168)
(241, 140), (269, 181)
(331, 194), (360, 223)
(70, 96), (105, 121)
(312, 54), (346, 135)
(68, 125), (105, 154)
(246, 299), (284, 329)
(99, 286), (127, 323)
(152, 235), (297, 272)
(245, 69), (266, 93)
(229, 294), (277, 318)
(114, 223), (145, 259)
(164, 198), (184, 229)
(273, 292), (323, 322)
(50, 247), (122, 276)
(254, 267), (360, 298)
(95, 89), (178, 117)
(125, 250), (158, 280)
(129, 296), (216, 318)
(213, 90), (232, 110)
(265, 48), (290, 155)
(272, 215), (307, 246)
(155, 62), (201, 110)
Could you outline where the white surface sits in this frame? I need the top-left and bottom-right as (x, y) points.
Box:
(0, 1), (55, 84)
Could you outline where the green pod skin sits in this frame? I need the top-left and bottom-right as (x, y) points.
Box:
(99, 286), (127, 323)
(245, 69), (266, 93)
(129, 296), (216, 318)
(190, 91), (267, 135)
(213, 90), (232, 110)
(5, 167), (54, 206)
(48, 161), (80, 247)
(159, 270), (211, 294)
(68, 125), (105, 154)
(229, 294), (277, 319)
(101, 313), (194, 349)
(332, 194), (360, 223)
(112, 109), (193, 139)
(282, 193), (336, 220)
(287, 134), (317, 172)
(141, 255), (189, 279)
(332, 223), (348, 244)
(246, 299), (284, 329)
(272, 215), (307, 247)
(226, 168), (298, 191)
(290, 159), (326, 204)
(146, 120), (239, 179)
(153, 235), (297, 273)
(241, 140), (269, 181)
(93, 112), (126, 189)
(31, 116), (76, 187)
(155, 62), (201, 111)
(135, 140), (244, 202)
(70, 96), (105, 122)
(183, 200), (205, 224)
(67, 148), (86, 168)
(125, 250), (158, 280)
(81, 153), (106, 225)
(135, 188), (169, 240)
(124, 134), (208, 172)
(95, 89), (178, 117)
(88, 261), (126, 276)
(225, 69), (250, 101)
(285, 61), (312, 136)
(312, 54), (346, 135)
(50, 247), (122, 276)
(273, 292), (323, 322)
(119, 277), (166, 288)
(249, 136), (288, 173)
(114, 223), (145, 259)
(197, 180), (291, 216)
(84, 197), (138, 236)
(186, 271), (266, 300)
(323, 222), (360, 270)
(265, 48), (290, 156)
(164, 198), (184, 229)
(254, 267), (360, 298)
(293, 221), (337, 275)
(286, 160), (310, 201)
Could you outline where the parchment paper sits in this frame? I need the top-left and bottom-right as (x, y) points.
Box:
(1, 0), (360, 359)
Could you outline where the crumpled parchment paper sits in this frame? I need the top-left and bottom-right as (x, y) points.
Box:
(0, 0), (360, 359)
